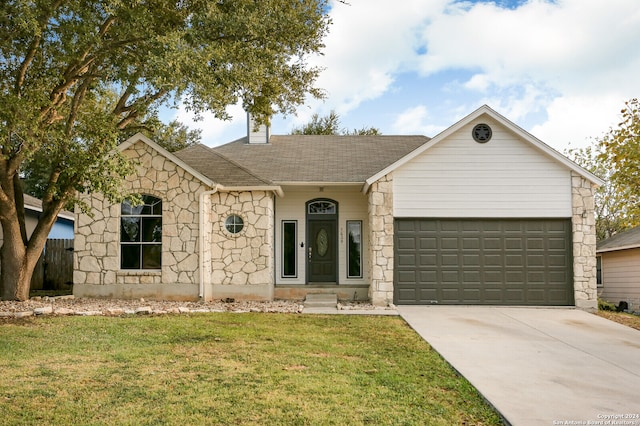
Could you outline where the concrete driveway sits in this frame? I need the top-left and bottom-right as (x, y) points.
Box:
(398, 306), (640, 426)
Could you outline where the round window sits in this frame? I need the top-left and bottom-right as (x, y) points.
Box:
(225, 214), (244, 234)
(472, 123), (492, 143)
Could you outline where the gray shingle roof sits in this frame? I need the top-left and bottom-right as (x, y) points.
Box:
(212, 134), (430, 183)
(173, 144), (275, 187)
(597, 227), (640, 252)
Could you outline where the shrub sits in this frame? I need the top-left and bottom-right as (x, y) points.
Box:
(598, 298), (617, 311)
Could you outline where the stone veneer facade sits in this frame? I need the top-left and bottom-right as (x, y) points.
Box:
(74, 140), (210, 299)
(74, 139), (275, 301)
(206, 190), (275, 300)
(368, 174), (395, 305)
(571, 171), (598, 310)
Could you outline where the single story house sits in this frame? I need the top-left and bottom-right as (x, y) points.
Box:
(74, 105), (603, 309)
(596, 226), (640, 310)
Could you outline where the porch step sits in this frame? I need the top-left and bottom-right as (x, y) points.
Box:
(304, 293), (338, 308)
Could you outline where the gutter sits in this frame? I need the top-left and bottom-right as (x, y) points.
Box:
(199, 185), (219, 299)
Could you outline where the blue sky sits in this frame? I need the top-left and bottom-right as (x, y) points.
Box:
(170, 0), (640, 153)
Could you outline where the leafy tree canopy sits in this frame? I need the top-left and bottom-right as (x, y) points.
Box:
(291, 110), (381, 135)
(600, 98), (640, 226)
(568, 98), (640, 240)
(0, 0), (330, 300)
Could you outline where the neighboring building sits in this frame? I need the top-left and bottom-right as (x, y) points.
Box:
(597, 227), (640, 310)
(73, 105), (603, 309)
(0, 194), (74, 243)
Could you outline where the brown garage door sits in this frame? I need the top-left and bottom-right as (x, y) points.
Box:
(394, 219), (574, 305)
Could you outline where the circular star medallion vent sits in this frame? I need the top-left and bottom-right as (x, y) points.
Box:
(472, 123), (492, 143)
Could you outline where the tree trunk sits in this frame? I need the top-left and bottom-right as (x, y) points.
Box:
(0, 218), (31, 301)
(0, 192), (60, 301)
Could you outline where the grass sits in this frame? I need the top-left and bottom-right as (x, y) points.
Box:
(0, 313), (501, 426)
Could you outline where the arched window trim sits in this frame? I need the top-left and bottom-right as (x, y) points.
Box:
(307, 200), (337, 215)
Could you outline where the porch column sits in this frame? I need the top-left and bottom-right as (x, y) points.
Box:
(368, 174), (394, 306)
(571, 172), (598, 310)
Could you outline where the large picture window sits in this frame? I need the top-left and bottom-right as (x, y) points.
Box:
(347, 221), (362, 278)
(282, 221), (297, 278)
(120, 195), (162, 270)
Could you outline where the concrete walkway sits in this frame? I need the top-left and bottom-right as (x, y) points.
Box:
(398, 306), (640, 426)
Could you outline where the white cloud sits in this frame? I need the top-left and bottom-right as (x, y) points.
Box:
(392, 105), (446, 135)
(530, 94), (626, 151)
(306, 0), (448, 115)
(172, 101), (247, 147)
(175, 0), (640, 151)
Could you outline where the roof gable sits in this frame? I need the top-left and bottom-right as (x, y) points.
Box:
(365, 105), (605, 191)
(119, 133), (216, 188)
(119, 134), (283, 195)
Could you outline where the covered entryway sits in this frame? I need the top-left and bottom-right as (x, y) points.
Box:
(394, 219), (573, 305)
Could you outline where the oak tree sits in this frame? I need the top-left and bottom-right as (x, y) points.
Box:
(0, 0), (330, 300)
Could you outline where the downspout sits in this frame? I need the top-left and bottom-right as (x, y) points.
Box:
(199, 185), (219, 299)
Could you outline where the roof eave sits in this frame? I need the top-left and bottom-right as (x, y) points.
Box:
(278, 181), (363, 186)
(219, 185), (284, 197)
(597, 244), (640, 254)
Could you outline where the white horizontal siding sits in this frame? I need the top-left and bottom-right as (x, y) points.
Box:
(393, 117), (572, 218)
(600, 249), (640, 308)
(274, 186), (369, 285)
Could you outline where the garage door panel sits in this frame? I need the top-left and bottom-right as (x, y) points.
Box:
(505, 289), (525, 302)
(398, 254), (417, 266)
(484, 270), (503, 283)
(463, 254), (480, 266)
(527, 238), (544, 249)
(441, 238), (458, 249)
(420, 237), (437, 249)
(441, 254), (459, 265)
(505, 238), (523, 249)
(397, 270), (416, 284)
(463, 289), (481, 302)
(505, 271), (525, 282)
(484, 254), (503, 266)
(506, 254), (524, 266)
(527, 254), (546, 266)
(419, 254), (437, 266)
(397, 237), (416, 249)
(462, 238), (480, 249)
(463, 271), (481, 281)
(394, 219), (573, 305)
(484, 238), (502, 249)
(419, 288), (437, 301)
(419, 270), (437, 282)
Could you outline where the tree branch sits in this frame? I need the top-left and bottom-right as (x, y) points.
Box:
(14, 0), (66, 96)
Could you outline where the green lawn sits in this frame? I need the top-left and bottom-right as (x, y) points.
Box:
(0, 313), (501, 425)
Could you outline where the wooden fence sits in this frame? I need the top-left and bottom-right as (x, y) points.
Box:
(31, 239), (74, 291)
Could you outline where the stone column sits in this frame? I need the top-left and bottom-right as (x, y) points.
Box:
(571, 172), (598, 310)
(368, 174), (395, 306)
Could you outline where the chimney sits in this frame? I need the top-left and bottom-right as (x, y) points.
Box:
(247, 113), (270, 144)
